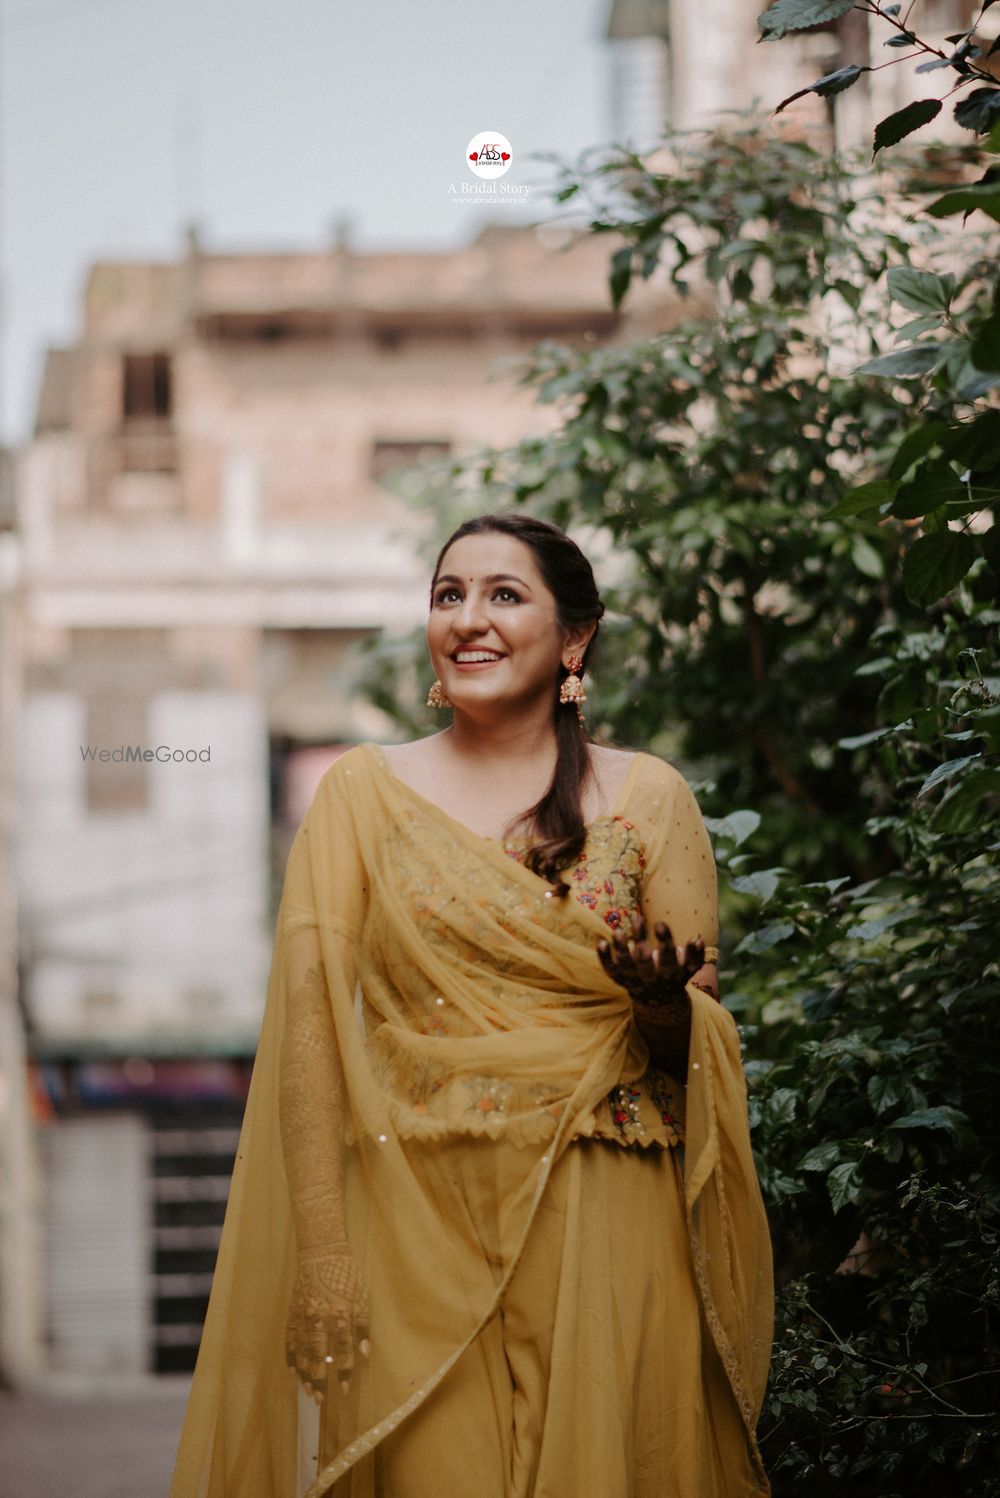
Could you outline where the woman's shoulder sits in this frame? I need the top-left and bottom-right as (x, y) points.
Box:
(590, 743), (689, 797)
(313, 738), (445, 801)
(310, 742), (382, 802)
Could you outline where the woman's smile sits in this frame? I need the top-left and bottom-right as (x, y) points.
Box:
(451, 649), (506, 670)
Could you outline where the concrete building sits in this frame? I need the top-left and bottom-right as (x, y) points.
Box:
(606, 0), (984, 150)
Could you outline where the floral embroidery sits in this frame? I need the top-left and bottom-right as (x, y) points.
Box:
(464, 1075), (513, 1129)
(645, 1068), (683, 1146)
(607, 1082), (647, 1143)
(504, 816), (644, 935)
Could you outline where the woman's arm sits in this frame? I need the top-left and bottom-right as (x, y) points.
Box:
(598, 762), (720, 1077)
(279, 930), (370, 1403)
(277, 776), (372, 1405)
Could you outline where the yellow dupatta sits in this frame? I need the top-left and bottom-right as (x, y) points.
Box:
(168, 744), (772, 1497)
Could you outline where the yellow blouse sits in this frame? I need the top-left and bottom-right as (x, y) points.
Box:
(500, 759), (721, 1150)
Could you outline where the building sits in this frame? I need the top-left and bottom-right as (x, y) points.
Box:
(605, 0), (984, 150)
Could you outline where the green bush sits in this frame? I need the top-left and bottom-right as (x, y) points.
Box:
(363, 112), (1000, 1492)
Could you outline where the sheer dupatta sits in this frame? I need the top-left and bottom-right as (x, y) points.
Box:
(169, 744), (772, 1497)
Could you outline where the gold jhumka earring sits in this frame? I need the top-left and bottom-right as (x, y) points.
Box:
(426, 679), (453, 709)
(559, 656), (587, 723)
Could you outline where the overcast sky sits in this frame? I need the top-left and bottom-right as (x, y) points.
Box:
(2, 0), (613, 440)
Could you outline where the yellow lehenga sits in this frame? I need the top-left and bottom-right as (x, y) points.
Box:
(168, 744), (773, 1498)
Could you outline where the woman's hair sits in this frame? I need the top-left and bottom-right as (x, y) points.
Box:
(430, 512), (605, 889)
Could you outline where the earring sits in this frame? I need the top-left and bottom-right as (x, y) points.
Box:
(559, 656), (586, 722)
(427, 679), (453, 709)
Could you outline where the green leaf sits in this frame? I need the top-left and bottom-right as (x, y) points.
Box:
(851, 535), (884, 578)
(887, 267), (955, 314)
(829, 479), (896, 517)
(894, 314), (947, 339)
(954, 87), (1000, 135)
(971, 310), (1000, 373)
(815, 64), (865, 97)
(858, 344), (943, 378)
(873, 98), (942, 154)
(758, 0), (853, 42)
(775, 65), (867, 114)
(951, 351), (1000, 400)
(916, 753), (982, 798)
(944, 474), (1000, 515)
(833, 279), (861, 311)
(867, 1074), (907, 1115)
(890, 1106), (969, 1135)
(838, 726), (896, 749)
(827, 1160), (863, 1212)
(609, 247), (632, 309)
(706, 809), (761, 846)
(925, 183), (1000, 224)
(983, 522), (1000, 574)
(798, 1142), (844, 1172)
(888, 421), (948, 480)
(766, 1088), (799, 1126)
(931, 766), (1000, 831)
(902, 531), (978, 604)
(892, 458), (964, 518)
(942, 410), (1000, 471)
(732, 869), (782, 903)
(735, 920), (797, 955)
(848, 909), (912, 940)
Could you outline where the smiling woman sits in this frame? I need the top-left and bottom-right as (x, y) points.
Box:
(168, 514), (773, 1498)
(419, 516), (606, 880)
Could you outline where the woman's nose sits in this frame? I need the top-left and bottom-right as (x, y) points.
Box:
(453, 594), (489, 631)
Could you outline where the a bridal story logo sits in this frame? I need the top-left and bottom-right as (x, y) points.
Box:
(466, 130), (512, 178)
(448, 129), (530, 207)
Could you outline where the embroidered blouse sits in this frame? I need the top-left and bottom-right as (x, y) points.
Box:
(503, 805), (719, 1151)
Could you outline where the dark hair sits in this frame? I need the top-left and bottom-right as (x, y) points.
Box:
(430, 512), (605, 889)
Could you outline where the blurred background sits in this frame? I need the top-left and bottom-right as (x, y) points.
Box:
(0, 0), (976, 1491)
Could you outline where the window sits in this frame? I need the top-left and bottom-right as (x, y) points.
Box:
(123, 353), (172, 420)
(370, 439), (452, 484)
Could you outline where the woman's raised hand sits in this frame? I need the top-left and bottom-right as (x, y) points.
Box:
(285, 1244), (371, 1404)
(596, 914), (706, 1006)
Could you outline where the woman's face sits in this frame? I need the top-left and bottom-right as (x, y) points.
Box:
(427, 532), (589, 719)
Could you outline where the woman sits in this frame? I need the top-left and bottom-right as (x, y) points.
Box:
(169, 514), (773, 1498)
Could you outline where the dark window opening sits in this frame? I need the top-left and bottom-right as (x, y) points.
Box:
(123, 353), (172, 420)
(370, 439), (452, 483)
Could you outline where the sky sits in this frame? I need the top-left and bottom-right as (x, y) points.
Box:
(1, 0), (613, 440)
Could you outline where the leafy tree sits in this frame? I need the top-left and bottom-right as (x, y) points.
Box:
(361, 107), (1000, 1490)
(732, 594), (1000, 1491)
(757, 0), (1000, 598)
(369, 124), (994, 881)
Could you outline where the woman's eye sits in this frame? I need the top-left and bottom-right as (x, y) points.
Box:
(494, 588), (520, 603)
(434, 588), (461, 605)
